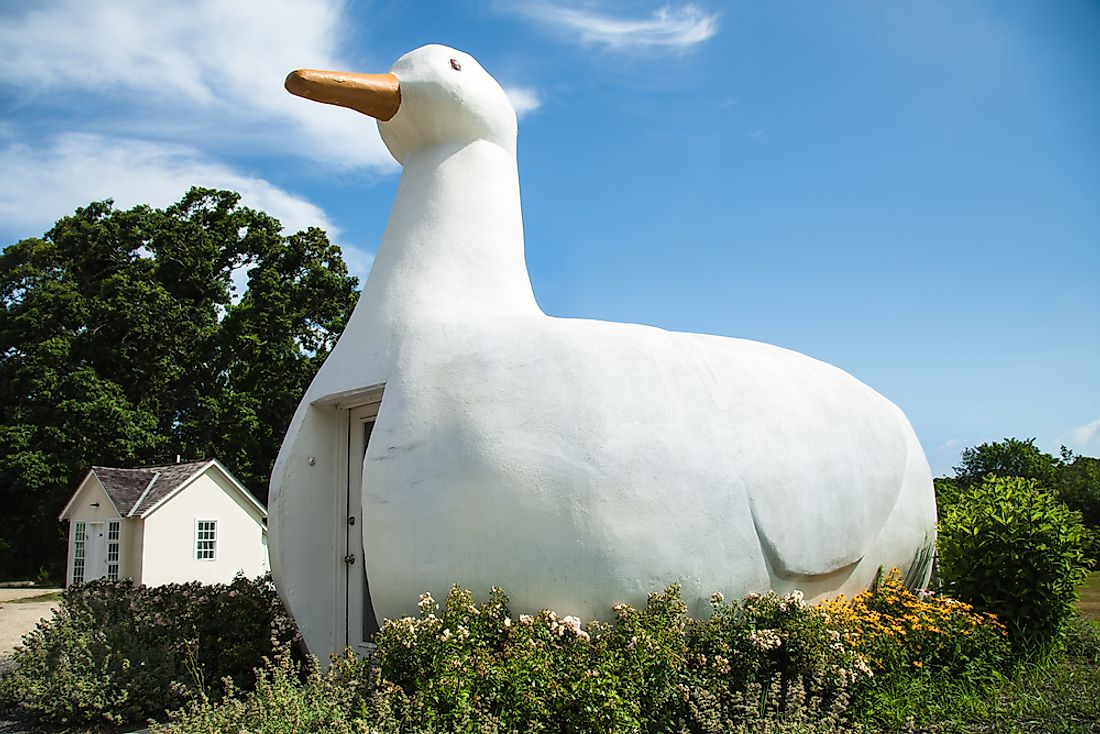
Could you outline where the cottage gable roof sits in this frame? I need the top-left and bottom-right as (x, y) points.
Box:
(92, 461), (210, 517)
(61, 459), (267, 522)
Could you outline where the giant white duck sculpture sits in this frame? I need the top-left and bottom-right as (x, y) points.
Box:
(270, 44), (937, 659)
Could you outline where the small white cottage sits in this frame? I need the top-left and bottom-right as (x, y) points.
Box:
(59, 459), (268, 587)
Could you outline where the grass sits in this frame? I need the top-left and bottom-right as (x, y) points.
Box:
(1077, 572), (1100, 621)
(857, 664), (1099, 734)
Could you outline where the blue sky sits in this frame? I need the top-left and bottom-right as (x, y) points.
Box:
(1, 1), (1097, 476)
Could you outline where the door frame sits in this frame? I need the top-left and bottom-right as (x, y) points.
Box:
(335, 386), (385, 652)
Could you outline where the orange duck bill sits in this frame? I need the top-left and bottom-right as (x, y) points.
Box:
(284, 69), (401, 121)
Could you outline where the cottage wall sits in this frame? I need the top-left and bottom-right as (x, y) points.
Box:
(123, 517), (144, 583)
(63, 476), (123, 586)
(140, 470), (267, 586)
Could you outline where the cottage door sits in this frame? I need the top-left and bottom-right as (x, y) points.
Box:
(84, 521), (108, 581)
(345, 400), (382, 651)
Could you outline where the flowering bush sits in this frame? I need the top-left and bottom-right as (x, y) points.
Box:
(682, 589), (868, 730)
(4, 573), (1036, 732)
(0, 573), (298, 727)
(373, 585), (650, 732)
(367, 584), (865, 733)
(818, 569), (1009, 685)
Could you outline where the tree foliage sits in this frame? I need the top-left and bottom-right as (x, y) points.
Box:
(953, 437), (1060, 489)
(0, 189), (359, 578)
(938, 437), (1100, 571)
(1057, 447), (1100, 528)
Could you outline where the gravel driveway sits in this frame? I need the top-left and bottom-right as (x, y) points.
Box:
(0, 589), (61, 670)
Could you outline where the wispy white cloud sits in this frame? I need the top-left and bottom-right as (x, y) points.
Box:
(1071, 419), (1100, 451)
(747, 129), (769, 144)
(504, 86), (543, 118)
(510, 2), (719, 51)
(937, 438), (963, 453)
(0, 133), (339, 238)
(0, 130), (378, 289)
(0, 0), (391, 170)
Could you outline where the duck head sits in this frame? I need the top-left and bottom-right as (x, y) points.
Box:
(286, 44), (517, 164)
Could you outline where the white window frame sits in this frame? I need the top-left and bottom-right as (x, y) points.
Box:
(195, 519), (218, 561)
(72, 521), (87, 584)
(106, 520), (121, 580)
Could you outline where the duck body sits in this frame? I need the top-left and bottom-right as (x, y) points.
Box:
(269, 45), (936, 659)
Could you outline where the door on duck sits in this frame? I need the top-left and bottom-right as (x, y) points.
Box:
(346, 400), (382, 651)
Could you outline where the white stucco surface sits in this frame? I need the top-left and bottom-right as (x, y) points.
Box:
(141, 471), (267, 586)
(270, 45), (938, 660)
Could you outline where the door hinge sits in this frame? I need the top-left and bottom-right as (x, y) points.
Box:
(343, 554), (356, 565)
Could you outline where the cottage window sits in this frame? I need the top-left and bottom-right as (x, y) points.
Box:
(72, 521), (87, 584)
(106, 521), (120, 580)
(195, 520), (217, 560)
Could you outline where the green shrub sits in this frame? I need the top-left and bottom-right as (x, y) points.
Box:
(937, 475), (1091, 654)
(12, 571), (1059, 733)
(0, 573), (298, 727)
(152, 646), (386, 734)
(365, 584), (864, 732)
(933, 477), (964, 517)
(158, 585), (864, 734)
(371, 584), (662, 732)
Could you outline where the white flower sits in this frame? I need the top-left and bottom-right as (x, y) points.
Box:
(417, 592), (436, 615)
(747, 628), (783, 651)
(779, 589), (805, 611)
(855, 657), (873, 677)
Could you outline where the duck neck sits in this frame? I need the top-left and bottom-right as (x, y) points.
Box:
(362, 139), (540, 324)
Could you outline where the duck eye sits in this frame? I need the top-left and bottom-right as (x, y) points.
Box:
(450, 58), (462, 71)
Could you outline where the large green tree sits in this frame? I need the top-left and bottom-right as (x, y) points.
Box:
(952, 437), (1060, 489)
(0, 188), (359, 579)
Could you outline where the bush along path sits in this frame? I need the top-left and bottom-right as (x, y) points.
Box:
(148, 465), (1097, 732)
(1, 572), (1098, 733)
(0, 574), (298, 729)
(1, 473), (1095, 734)
(155, 579), (1100, 734)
